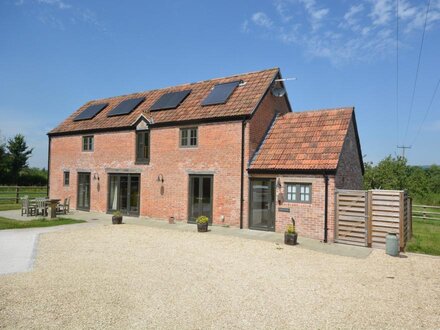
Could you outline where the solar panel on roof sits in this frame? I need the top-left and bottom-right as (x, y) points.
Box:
(150, 90), (191, 111)
(107, 97), (145, 117)
(201, 81), (241, 106)
(74, 103), (108, 121)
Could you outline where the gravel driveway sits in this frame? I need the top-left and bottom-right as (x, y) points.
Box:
(0, 224), (439, 329)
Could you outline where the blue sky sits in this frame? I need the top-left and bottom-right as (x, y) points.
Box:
(0, 0), (439, 168)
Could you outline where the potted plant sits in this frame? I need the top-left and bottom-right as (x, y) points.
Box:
(112, 211), (123, 225)
(196, 215), (209, 232)
(284, 217), (298, 245)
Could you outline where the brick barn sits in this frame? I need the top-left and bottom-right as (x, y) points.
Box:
(48, 68), (363, 241)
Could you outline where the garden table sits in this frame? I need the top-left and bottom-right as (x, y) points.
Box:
(47, 199), (61, 219)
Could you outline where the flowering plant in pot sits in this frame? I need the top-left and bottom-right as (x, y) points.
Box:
(284, 218), (298, 245)
(196, 215), (209, 232)
(112, 210), (123, 225)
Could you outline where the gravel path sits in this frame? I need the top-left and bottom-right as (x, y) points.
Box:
(0, 224), (439, 329)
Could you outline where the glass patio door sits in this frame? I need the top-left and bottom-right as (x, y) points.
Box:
(108, 174), (140, 215)
(249, 179), (275, 231)
(188, 175), (213, 224)
(77, 172), (91, 211)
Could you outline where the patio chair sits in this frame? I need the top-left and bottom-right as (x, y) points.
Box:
(65, 196), (71, 213)
(35, 198), (48, 217)
(57, 197), (69, 215)
(21, 196), (36, 217)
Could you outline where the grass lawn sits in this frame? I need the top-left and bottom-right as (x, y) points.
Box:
(0, 217), (86, 230)
(0, 186), (47, 205)
(0, 203), (21, 211)
(406, 218), (440, 256)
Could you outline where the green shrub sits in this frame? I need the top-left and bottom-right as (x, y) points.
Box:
(196, 215), (209, 224)
(113, 211), (123, 217)
(286, 224), (296, 234)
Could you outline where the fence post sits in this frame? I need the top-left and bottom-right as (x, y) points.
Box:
(15, 186), (19, 204)
(399, 191), (404, 251)
(367, 190), (373, 247)
(409, 197), (413, 239)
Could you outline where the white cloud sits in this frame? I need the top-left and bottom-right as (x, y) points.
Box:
(275, 0), (293, 22)
(252, 12), (273, 28)
(241, 20), (250, 33)
(341, 4), (364, 31)
(36, 0), (71, 10)
(369, 0), (393, 26)
(242, 0), (440, 65)
(14, 0), (105, 31)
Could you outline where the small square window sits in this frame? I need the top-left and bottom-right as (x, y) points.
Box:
(63, 171), (70, 186)
(180, 127), (197, 148)
(285, 183), (311, 203)
(82, 135), (94, 152)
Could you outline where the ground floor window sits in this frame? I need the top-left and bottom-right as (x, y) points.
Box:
(285, 183), (312, 203)
(63, 171), (70, 186)
(108, 174), (140, 215)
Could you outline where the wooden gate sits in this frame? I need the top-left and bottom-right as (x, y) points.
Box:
(335, 190), (368, 246)
(335, 190), (412, 249)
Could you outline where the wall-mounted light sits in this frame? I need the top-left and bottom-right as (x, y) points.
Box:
(277, 178), (282, 188)
(93, 173), (100, 181)
(157, 174), (164, 183)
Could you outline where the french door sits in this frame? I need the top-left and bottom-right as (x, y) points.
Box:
(108, 174), (140, 216)
(77, 172), (91, 211)
(249, 179), (276, 231)
(188, 175), (213, 224)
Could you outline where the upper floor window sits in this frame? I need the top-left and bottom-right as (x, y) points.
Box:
(63, 171), (70, 186)
(82, 135), (94, 152)
(180, 127), (197, 148)
(136, 130), (150, 163)
(285, 183), (311, 203)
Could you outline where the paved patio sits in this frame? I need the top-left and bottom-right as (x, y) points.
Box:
(0, 209), (371, 259)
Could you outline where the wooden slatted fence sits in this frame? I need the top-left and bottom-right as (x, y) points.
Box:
(335, 189), (412, 250)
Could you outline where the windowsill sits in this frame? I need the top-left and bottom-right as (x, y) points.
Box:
(179, 146), (198, 149)
(135, 160), (150, 165)
(284, 201), (312, 205)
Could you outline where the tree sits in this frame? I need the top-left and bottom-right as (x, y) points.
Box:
(7, 134), (33, 185)
(0, 135), (8, 184)
(363, 155), (409, 190)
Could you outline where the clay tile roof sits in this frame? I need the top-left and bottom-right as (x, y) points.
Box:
(249, 107), (354, 171)
(49, 68), (279, 135)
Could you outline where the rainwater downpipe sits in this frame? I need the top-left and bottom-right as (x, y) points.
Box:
(323, 173), (329, 243)
(240, 119), (246, 229)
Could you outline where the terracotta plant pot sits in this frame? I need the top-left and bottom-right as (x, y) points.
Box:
(197, 222), (208, 232)
(112, 216), (123, 224)
(284, 232), (298, 245)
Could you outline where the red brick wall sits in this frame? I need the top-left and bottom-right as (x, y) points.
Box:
(247, 91), (291, 159)
(49, 121), (243, 226)
(274, 175), (336, 241)
(335, 119), (363, 190)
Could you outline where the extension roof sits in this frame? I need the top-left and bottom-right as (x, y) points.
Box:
(249, 108), (362, 173)
(49, 68), (280, 135)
